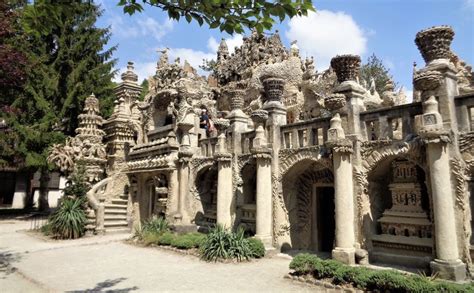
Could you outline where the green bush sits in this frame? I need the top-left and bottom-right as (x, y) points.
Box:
(40, 223), (52, 236)
(48, 197), (87, 239)
(157, 232), (176, 246)
(179, 232), (206, 248)
(200, 225), (253, 262)
(247, 238), (265, 258)
(171, 236), (195, 249)
(142, 217), (169, 235)
(142, 231), (161, 246)
(289, 254), (474, 293)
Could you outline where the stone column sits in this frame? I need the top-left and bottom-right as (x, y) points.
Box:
(214, 119), (233, 228)
(176, 150), (193, 227)
(251, 110), (273, 247)
(326, 111), (356, 264)
(418, 96), (466, 281)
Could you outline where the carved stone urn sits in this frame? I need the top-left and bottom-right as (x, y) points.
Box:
(251, 110), (268, 149)
(413, 70), (442, 91)
(262, 76), (284, 102)
(415, 26), (454, 64)
(330, 55), (361, 83)
(325, 93), (347, 113)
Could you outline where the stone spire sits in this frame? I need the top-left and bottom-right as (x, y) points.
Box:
(217, 38), (229, 62)
(121, 61), (138, 84)
(76, 94), (105, 142)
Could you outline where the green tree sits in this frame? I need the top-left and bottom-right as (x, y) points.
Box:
(1, 0), (116, 210)
(139, 79), (149, 101)
(118, 0), (315, 34)
(360, 54), (396, 94)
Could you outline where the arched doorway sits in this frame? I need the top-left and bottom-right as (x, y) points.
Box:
(236, 162), (257, 235)
(367, 158), (433, 269)
(194, 165), (218, 226)
(282, 159), (335, 252)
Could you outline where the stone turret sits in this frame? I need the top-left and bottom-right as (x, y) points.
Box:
(217, 38), (229, 62)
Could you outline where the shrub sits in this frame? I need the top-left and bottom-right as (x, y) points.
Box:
(171, 236), (195, 250)
(179, 232), (206, 248)
(142, 231), (161, 246)
(248, 238), (265, 258)
(157, 232), (176, 246)
(200, 225), (252, 262)
(40, 223), (52, 236)
(48, 197), (87, 239)
(142, 217), (169, 235)
(289, 253), (474, 292)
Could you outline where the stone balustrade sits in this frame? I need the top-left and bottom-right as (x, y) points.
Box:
(280, 117), (331, 149)
(199, 136), (218, 157)
(455, 93), (474, 132)
(240, 130), (256, 153)
(359, 102), (423, 141)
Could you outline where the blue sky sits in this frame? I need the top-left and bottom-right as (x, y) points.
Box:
(96, 0), (474, 96)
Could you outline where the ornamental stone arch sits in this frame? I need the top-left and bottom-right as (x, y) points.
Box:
(354, 138), (428, 246)
(279, 147), (332, 178)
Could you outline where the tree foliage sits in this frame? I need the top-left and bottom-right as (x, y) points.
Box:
(118, 0), (315, 34)
(360, 54), (396, 94)
(0, 0), (116, 172)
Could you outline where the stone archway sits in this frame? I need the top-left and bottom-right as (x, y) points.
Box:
(280, 158), (334, 252)
(194, 165), (218, 225)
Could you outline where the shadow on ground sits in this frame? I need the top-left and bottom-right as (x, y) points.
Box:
(67, 277), (139, 292)
(0, 249), (23, 278)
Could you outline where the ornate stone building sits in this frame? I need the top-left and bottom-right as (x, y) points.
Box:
(62, 26), (474, 281)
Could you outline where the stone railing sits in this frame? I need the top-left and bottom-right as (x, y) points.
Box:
(86, 177), (111, 234)
(455, 93), (474, 132)
(280, 117), (331, 149)
(359, 102), (423, 141)
(199, 136), (218, 157)
(241, 130), (256, 154)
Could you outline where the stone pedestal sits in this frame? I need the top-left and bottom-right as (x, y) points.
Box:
(430, 259), (467, 282)
(254, 151), (273, 248)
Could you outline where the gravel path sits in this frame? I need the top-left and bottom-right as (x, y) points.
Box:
(0, 219), (322, 292)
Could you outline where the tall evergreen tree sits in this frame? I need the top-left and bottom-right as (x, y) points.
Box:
(360, 54), (397, 94)
(0, 0), (116, 209)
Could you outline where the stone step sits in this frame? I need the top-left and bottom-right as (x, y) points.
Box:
(104, 220), (128, 228)
(104, 209), (127, 215)
(104, 214), (127, 221)
(105, 227), (131, 234)
(111, 198), (128, 205)
(105, 204), (128, 210)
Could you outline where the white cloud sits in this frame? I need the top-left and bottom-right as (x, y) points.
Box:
(285, 10), (368, 71)
(137, 17), (174, 41)
(207, 35), (244, 55)
(107, 14), (174, 41)
(169, 48), (215, 72)
(114, 61), (156, 83)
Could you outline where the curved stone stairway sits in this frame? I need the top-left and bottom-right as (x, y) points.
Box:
(87, 194), (130, 234)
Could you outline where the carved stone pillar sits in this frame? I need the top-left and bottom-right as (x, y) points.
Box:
(326, 113), (356, 264)
(176, 151), (192, 226)
(418, 96), (466, 281)
(166, 168), (180, 223)
(214, 119), (233, 228)
(254, 150), (273, 248)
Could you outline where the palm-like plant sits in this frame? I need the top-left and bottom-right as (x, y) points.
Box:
(49, 197), (87, 239)
(200, 225), (253, 262)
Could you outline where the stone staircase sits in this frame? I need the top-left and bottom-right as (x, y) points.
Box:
(87, 194), (130, 234)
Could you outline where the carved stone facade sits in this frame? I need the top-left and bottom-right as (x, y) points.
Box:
(65, 27), (474, 280)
